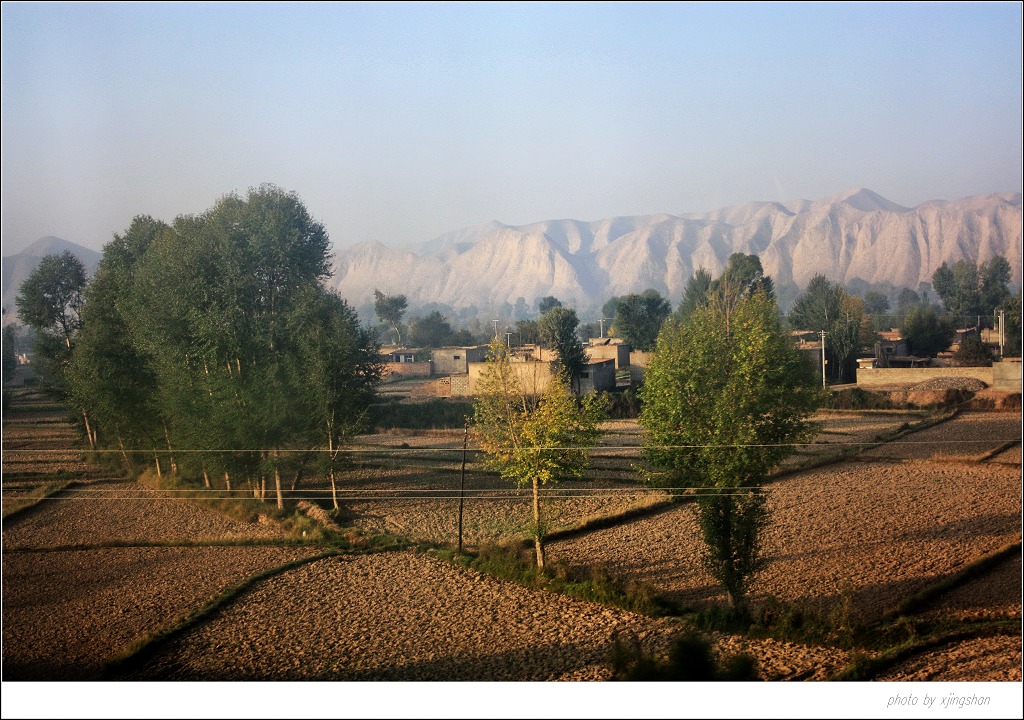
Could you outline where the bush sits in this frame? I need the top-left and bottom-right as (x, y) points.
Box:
(595, 388), (642, 418)
(370, 398), (474, 430)
(951, 336), (993, 367)
(610, 629), (759, 681)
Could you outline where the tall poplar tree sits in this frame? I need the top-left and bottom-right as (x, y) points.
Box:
(640, 290), (820, 612)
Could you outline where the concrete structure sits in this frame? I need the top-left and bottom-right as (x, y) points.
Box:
(585, 338), (631, 369)
(450, 357), (616, 397)
(380, 347), (431, 364)
(431, 345), (488, 376)
(993, 359), (1023, 391)
(577, 359), (616, 394)
(628, 350), (653, 386)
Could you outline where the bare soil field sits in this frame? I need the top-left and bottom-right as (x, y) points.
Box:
(2, 386), (1020, 685)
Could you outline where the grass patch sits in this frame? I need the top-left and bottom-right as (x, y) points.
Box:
(831, 620), (1021, 681)
(1, 480), (74, 523)
(881, 541), (1022, 621)
(370, 397), (474, 430)
(428, 542), (668, 617)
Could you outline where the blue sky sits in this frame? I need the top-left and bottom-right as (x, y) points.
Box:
(2, 1), (1021, 255)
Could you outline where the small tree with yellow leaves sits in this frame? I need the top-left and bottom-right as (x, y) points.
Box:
(472, 339), (604, 567)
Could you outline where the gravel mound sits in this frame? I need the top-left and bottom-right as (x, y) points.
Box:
(909, 377), (988, 392)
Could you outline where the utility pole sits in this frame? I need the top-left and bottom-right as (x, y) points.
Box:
(599, 317), (612, 338)
(999, 310), (1005, 358)
(820, 330), (827, 389)
(458, 423), (468, 556)
(504, 331), (514, 347)
(492, 319), (499, 339)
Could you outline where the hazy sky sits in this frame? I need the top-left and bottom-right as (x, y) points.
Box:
(2, 1), (1021, 256)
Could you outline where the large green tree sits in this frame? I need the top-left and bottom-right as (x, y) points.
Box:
(537, 306), (588, 391)
(14, 250), (89, 399)
(932, 257), (1012, 321)
(66, 216), (169, 461)
(472, 339), (603, 567)
(640, 289), (820, 611)
(82, 185), (381, 508)
(788, 275), (863, 383)
(901, 305), (955, 358)
(676, 268), (714, 321)
(612, 289), (671, 351)
(374, 290), (408, 345)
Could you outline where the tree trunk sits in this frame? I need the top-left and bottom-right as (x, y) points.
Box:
(224, 472), (232, 493)
(202, 467), (211, 489)
(153, 450), (162, 479)
(82, 411), (96, 451)
(329, 467), (342, 512)
(532, 477), (545, 569)
(163, 423), (177, 474)
(117, 434), (131, 473)
(274, 450), (284, 510)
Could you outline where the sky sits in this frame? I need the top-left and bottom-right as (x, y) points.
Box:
(2, 1), (1021, 256)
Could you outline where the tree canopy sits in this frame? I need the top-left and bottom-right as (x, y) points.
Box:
(788, 275), (864, 383)
(612, 289), (671, 351)
(374, 290), (408, 345)
(472, 338), (603, 567)
(536, 296), (563, 314)
(537, 306), (587, 391)
(65, 185), (382, 509)
(932, 257), (1012, 320)
(640, 289), (820, 610)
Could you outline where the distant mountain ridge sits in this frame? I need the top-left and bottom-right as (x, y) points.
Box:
(3, 188), (1021, 325)
(328, 188), (1022, 314)
(2, 237), (102, 325)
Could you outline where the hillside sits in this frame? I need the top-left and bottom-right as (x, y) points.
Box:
(328, 189), (1022, 315)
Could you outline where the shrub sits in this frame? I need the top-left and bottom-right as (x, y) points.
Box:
(610, 629), (759, 681)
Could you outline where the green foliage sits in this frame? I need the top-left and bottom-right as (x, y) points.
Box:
(536, 295), (562, 314)
(788, 274), (863, 383)
(537, 306), (588, 389)
(901, 305), (955, 357)
(407, 310), (466, 348)
(514, 319), (541, 345)
(15, 250), (87, 348)
(66, 216), (168, 454)
(640, 290), (821, 608)
(472, 339), (603, 565)
(611, 289), (671, 351)
(374, 289), (408, 344)
(862, 290), (890, 316)
(473, 339), (603, 489)
(932, 256), (1012, 320)
(2, 325), (19, 384)
(951, 335), (992, 367)
(14, 250), (89, 395)
(676, 268), (713, 320)
(65, 185), (381, 509)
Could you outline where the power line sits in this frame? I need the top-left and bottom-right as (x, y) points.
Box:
(3, 438), (1018, 454)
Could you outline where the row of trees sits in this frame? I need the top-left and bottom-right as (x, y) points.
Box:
(470, 253), (820, 612)
(15, 185), (383, 510)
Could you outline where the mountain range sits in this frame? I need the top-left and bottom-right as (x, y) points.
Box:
(3, 188), (1021, 324)
(329, 188), (1021, 315)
